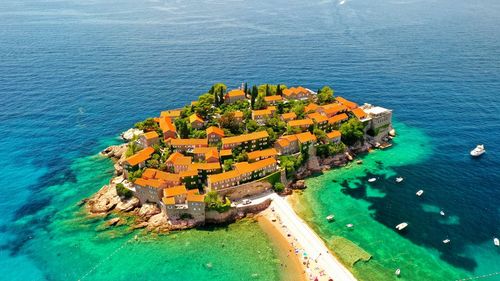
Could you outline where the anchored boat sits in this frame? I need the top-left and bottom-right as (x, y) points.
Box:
(416, 190), (424, 197)
(395, 222), (408, 231)
(470, 144), (485, 157)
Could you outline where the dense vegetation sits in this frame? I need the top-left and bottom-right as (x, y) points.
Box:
(204, 191), (231, 213)
(116, 183), (133, 198)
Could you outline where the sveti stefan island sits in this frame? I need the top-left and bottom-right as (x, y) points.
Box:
(2, 0), (499, 281)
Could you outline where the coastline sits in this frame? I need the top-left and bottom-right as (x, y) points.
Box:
(259, 193), (357, 281)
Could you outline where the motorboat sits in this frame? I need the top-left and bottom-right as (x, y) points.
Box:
(470, 145), (485, 157)
(395, 222), (408, 231)
(494, 238), (499, 247)
(326, 215), (335, 222)
(443, 239), (451, 244)
(346, 223), (354, 228)
(396, 177), (404, 183)
(440, 210), (445, 216)
(368, 178), (377, 183)
(416, 190), (424, 197)
(395, 268), (401, 276)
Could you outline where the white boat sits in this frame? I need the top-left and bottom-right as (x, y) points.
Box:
(389, 129), (396, 137)
(396, 177), (404, 183)
(440, 210), (445, 216)
(346, 223), (354, 228)
(395, 222), (408, 231)
(368, 178), (377, 183)
(443, 239), (451, 244)
(395, 268), (401, 276)
(326, 215), (335, 222)
(416, 190), (424, 197)
(494, 238), (499, 247)
(470, 145), (485, 157)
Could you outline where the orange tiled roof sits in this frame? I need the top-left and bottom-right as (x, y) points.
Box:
(189, 114), (204, 124)
(142, 168), (157, 179)
(124, 147), (155, 166)
(351, 107), (368, 120)
(187, 193), (205, 203)
(155, 170), (181, 182)
(164, 185), (187, 197)
(252, 109), (273, 117)
(283, 86), (308, 97)
(160, 110), (181, 118)
(207, 170), (239, 183)
(307, 113), (328, 123)
(264, 95), (283, 102)
(327, 130), (341, 139)
(170, 138), (208, 147)
(335, 96), (358, 109)
(226, 89), (246, 98)
(288, 119), (314, 127)
(179, 169), (198, 178)
(166, 152), (192, 166)
(159, 116), (176, 133)
(206, 126), (224, 137)
(221, 131), (269, 145)
(191, 162), (221, 171)
(143, 131), (159, 140)
(233, 158), (277, 174)
(281, 112), (297, 121)
(305, 103), (319, 113)
(275, 138), (290, 148)
(192, 147), (218, 155)
(328, 113), (349, 124)
(205, 150), (219, 160)
(220, 149), (233, 157)
(247, 148), (278, 161)
(295, 132), (317, 144)
(162, 197), (175, 205)
(134, 177), (164, 189)
(322, 104), (347, 116)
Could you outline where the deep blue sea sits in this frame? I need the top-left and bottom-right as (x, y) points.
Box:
(1, 0), (499, 280)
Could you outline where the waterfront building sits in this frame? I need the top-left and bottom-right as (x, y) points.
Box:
(335, 96), (358, 110)
(207, 158), (278, 190)
(221, 131), (269, 151)
(162, 187), (205, 222)
(123, 147), (155, 169)
(326, 130), (342, 143)
(160, 109), (182, 121)
(360, 103), (393, 141)
(159, 116), (177, 140)
(282, 86), (311, 100)
(137, 131), (159, 148)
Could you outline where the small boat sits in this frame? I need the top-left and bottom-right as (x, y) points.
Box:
(470, 145), (485, 157)
(346, 223), (354, 228)
(416, 190), (424, 197)
(395, 268), (401, 276)
(356, 160), (363, 165)
(389, 129), (396, 137)
(396, 177), (404, 183)
(443, 239), (451, 244)
(368, 178), (377, 183)
(326, 215), (335, 222)
(395, 222), (408, 231)
(440, 210), (445, 216)
(494, 238), (499, 247)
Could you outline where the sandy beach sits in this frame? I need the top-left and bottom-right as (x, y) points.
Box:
(258, 193), (357, 281)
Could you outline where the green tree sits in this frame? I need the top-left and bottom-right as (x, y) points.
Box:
(340, 118), (365, 146)
(246, 120), (259, 132)
(175, 118), (190, 138)
(219, 112), (243, 134)
(313, 128), (327, 143)
(195, 93), (216, 119)
(254, 94), (267, 110)
(134, 118), (159, 132)
(273, 182), (285, 193)
(276, 84), (283, 96)
(204, 191), (231, 212)
(292, 103), (305, 119)
(317, 86), (335, 105)
(251, 85), (258, 109)
(116, 183), (133, 199)
(223, 159), (234, 171)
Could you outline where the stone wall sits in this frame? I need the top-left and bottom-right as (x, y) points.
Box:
(205, 198), (272, 224)
(217, 181), (272, 201)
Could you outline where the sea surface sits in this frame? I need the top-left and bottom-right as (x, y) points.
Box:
(0, 0), (499, 280)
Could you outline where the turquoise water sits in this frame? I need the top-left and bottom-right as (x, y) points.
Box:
(1, 0), (500, 280)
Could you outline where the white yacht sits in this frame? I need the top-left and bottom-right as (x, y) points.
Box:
(443, 239), (451, 244)
(416, 190), (424, 197)
(395, 268), (401, 276)
(470, 145), (485, 157)
(396, 177), (404, 183)
(440, 210), (445, 216)
(494, 238), (499, 247)
(326, 215), (335, 222)
(368, 177), (377, 183)
(346, 223), (354, 228)
(395, 222), (408, 231)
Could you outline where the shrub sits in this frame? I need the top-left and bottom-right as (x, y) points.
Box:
(204, 191), (232, 213)
(274, 182), (285, 193)
(116, 183), (133, 199)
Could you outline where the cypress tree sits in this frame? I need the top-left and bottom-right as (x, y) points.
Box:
(277, 84), (282, 96)
(265, 84), (270, 96)
(219, 87), (224, 105)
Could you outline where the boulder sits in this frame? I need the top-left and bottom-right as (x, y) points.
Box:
(291, 180), (307, 190)
(115, 197), (140, 212)
(105, 217), (122, 227)
(131, 222), (148, 229)
(101, 144), (127, 160)
(114, 163), (123, 176)
(121, 128), (143, 142)
(86, 184), (121, 214)
(137, 203), (161, 220)
(147, 211), (170, 232)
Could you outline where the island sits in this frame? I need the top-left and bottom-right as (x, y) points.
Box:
(85, 83), (393, 280)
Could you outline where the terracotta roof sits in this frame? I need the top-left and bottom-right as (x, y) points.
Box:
(179, 169), (198, 178)
(134, 177), (165, 189)
(143, 131), (159, 140)
(252, 109), (273, 117)
(187, 192), (205, 203)
(335, 96), (358, 109)
(162, 197), (175, 205)
(327, 130), (341, 139)
(208, 170), (240, 183)
(281, 112), (297, 121)
(305, 103), (319, 113)
(288, 119), (314, 127)
(247, 148), (278, 161)
(206, 126), (224, 137)
(159, 116), (176, 133)
(170, 138), (208, 147)
(155, 170), (181, 182)
(307, 113), (328, 123)
(351, 107), (368, 120)
(322, 103), (347, 116)
(189, 114), (204, 124)
(205, 150), (219, 160)
(328, 113), (349, 124)
(164, 185), (187, 197)
(192, 147), (218, 155)
(124, 147), (155, 166)
(221, 131), (269, 145)
(275, 138), (290, 148)
(295, 132), (317, 144)
(264, 95), (283, 102)
(160, 110), (181, 118)
(166, 152), (192, 166)
(282, 86), (308, 97)
(142, 168), (157, 179)
(226, 89), (246, 98)
(233, 158), (277, 174)
(220, 149), (233, 157)
(191, 162), (221, 171)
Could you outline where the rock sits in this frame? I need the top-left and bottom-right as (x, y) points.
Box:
(114, 163), (123, 176)
(115, 197), (140, 212)
(86, 184), (121, 214)
(121, 128), (143, 141)
(131, 222), (148, 229)
(147, 211), (169, 232)
(106, 217), (121, 227)
(101, 144), (127, 160)
(291, 180), (307, 190)
(137, 203), (161, 220)
(77, 198), (88, 207)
